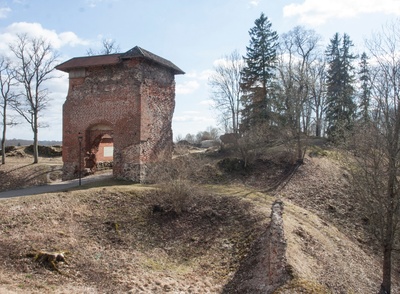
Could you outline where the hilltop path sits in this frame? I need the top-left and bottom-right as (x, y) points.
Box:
(0, 171), (112, 199)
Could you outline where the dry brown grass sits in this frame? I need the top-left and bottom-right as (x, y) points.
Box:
(0, 142), (399, 293)
(0, 151), (63, 192)
(0, 183), (269, 293)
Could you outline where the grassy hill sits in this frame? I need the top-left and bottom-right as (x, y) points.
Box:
(0, 140), (399, 293)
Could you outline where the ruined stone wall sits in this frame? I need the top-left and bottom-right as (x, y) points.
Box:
(222, 200), (289, 293)
(266, 200), (289, 291)
(62, 59), (175, 182)
(112, 60), (175, 181)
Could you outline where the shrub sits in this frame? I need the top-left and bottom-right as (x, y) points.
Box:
(24, 145), (62, 157)
(218, 157), (245, 172)
(151, 179), (194, 216)
(0, 146), (16, 155)
(145, 153), (210, 216)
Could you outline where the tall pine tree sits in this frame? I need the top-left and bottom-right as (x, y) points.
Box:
(358, 52), (371, 123)
(325, 33), (356, 141)
(241, 13), (278, 129)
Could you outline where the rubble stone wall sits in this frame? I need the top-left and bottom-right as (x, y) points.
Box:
(222, 200), (289, 293)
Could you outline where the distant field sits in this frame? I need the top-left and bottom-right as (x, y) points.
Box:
(3, 139), (62, 147)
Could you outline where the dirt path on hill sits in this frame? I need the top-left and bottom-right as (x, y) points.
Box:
(0, 171), (112, 199)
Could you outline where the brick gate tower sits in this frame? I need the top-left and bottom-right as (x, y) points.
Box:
(56, 46), (184, 182)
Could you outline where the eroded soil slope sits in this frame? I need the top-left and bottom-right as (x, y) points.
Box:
(0, 185), (269, 293)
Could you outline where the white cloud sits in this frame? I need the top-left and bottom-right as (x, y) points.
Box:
(185, 69), (212, 81)
(212, 57), (245, 68)
(175, 69), (212, 95)
(0, 22), (89, 52)
(58, 31), (90, 47)
(0, 7), (11, 18)
(284, 0), (400, 25)
(173, 114), (215, 123)
(176, 80), (200, 95)
(199, 70), (213, 80)
(213, 58), (229, 67)
(249, 0), (260, 7)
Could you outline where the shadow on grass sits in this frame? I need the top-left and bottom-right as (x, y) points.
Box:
(69, 178), (137, 191)
(0, 163), (36, 175)
(0, 164), (52, 192)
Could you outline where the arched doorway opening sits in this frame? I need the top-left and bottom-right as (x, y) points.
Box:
(85, 123), (114, 173)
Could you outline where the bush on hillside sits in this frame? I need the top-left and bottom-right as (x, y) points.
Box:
(218, 157), (245, 172)
(24, 145), (62, 157)
(145, 154), (211, 216)
(0, 146), (17, 155)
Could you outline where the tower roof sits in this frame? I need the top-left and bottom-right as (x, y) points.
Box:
(56, 46), (184, 75)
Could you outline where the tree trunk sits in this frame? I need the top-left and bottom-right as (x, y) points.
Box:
(296, 110), (303, 161)
(381, 166), (395, 293)
(33, 115), (39, 164)
(381, 198), (394, 294)
(1, 103), (6, 165)
(231, 109), (237, 134)
(315, 105), (321, 137)
(33, 131), (38, 163)
(297, 130), (302, 161)
(380, 242), (392, 293)
(381, 115), (398, 293)
(1, 132), (5, 165)
(316, 118), (321, 137)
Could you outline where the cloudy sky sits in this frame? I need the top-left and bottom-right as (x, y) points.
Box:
(0, 0), (398, 141)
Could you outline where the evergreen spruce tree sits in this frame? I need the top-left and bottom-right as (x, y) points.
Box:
(325, 33), (356, 141)
(358, 52), (371, 123)
(241, 13), (278, 129)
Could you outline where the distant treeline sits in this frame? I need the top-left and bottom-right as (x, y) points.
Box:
(4, 139), (62, 147)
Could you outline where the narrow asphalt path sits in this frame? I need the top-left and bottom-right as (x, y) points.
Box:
(0, 171), (113, 199)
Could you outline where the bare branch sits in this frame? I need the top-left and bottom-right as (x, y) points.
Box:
(208, 50), (244, 134)
(0, 55), (18, 164)
(348, 19), (400, 293)
(8, 34), (58, 163)
(87, 38), (120, 56)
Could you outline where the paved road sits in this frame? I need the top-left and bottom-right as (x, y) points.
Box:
(0, 172), (113, 199)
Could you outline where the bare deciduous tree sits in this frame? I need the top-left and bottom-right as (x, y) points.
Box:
(87, 38), (120, 56)
(10, 34), (58, 163)
(349, 20), (400, 294)
(309, 57), (327, 137)
(0, 57), (17, 164)
(208, 50), (243, 134)
(277, 26), (321, 161)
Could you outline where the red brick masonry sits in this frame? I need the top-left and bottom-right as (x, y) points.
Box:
(56, 46), (184, 182)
